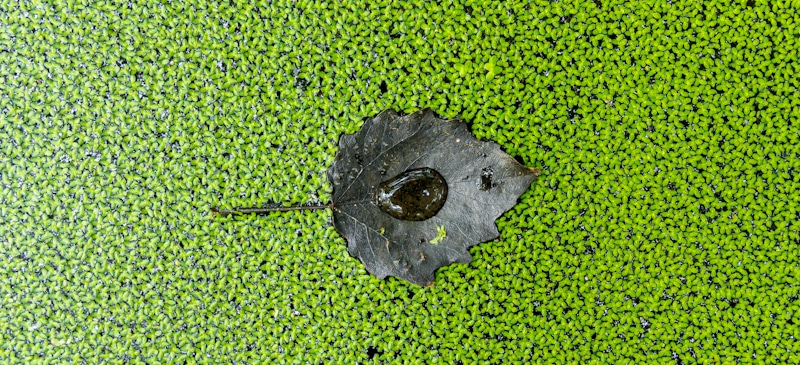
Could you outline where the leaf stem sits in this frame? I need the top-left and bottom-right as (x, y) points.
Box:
(211, 203), (332, 216)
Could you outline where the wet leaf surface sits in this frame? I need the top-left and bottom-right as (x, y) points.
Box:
(327, 109), (540, 285)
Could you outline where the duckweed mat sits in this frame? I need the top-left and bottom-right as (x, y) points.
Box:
(2, 0), (799, 363)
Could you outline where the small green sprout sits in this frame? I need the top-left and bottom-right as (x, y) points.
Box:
(429, 225), (446, 245)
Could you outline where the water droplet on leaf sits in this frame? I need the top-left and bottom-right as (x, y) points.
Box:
(375, 167), (447, 221)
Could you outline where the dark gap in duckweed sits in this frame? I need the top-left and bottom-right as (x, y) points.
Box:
(295, 78), (309, 90)
(567, 107), (579, 121)
(366, 346), (383, 360)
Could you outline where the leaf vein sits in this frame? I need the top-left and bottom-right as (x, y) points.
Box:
(335, 121), (427, 201)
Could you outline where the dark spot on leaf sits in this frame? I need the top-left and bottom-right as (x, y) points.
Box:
(480, 167), (493, 191)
